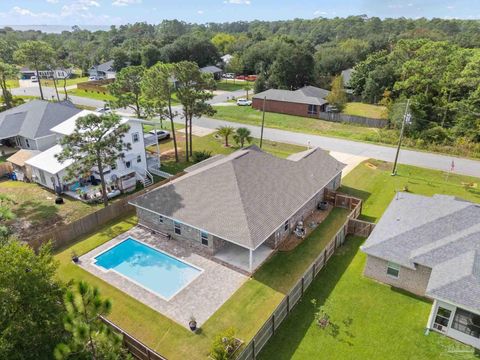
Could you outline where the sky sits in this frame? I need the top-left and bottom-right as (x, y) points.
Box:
(0, 0), (478, 27)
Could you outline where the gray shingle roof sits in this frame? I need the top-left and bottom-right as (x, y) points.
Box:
(253, 86), (329, 106)
(130, 147), (345, 249)
(200, 66), (223, 74)
(91, 60), (115, 73)
(362, 192), (480, 310)
(0, 100), (81, 140)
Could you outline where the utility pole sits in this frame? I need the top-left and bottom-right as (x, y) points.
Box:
(392, 99), (411, 176)
(260, 96), (266, 148)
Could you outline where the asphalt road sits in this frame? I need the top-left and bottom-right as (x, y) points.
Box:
(174, 115), (480, 178)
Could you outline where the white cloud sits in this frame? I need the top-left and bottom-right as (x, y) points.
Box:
(112, 0), (142, 6)
(60, 0), (100, 17)
(46, 0), (59, 3)
(11, 6), (55, 17)
(224, 0), (251, 4)
(197, 10), (204, 14)
(313, 10), (327, 16)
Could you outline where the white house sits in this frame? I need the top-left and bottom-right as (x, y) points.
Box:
(20, 67), (73, 79)
(25, 110), (154, 201)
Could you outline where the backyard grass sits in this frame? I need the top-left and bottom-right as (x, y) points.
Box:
(340, 159), (480, 222)
(6, 78), (19, 88)
(68, 88), (116, 102)
(258, 161), (480, 359)
(54, 202), (349, 359)
(343, 102), (388, 119)
(0, 181), (99, 240)
(211, 105), (380, 141)
(258, 236), (479, 360)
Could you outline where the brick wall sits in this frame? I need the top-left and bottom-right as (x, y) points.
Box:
(363, 255), (432, 297)
(252, 98), (323, 118)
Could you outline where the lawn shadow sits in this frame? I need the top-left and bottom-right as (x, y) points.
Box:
(390, 287), (432, 305)
(258, 236), (363, 360)
(338, 186), (371, 203)
(15, 200), (61, 224)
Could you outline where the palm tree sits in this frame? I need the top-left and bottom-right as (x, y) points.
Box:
(243, 82), (253, 99)
(233, 127), (253, 148)
(217, 126), (235, 147)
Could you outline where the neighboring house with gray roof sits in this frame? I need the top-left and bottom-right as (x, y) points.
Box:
(252, 86), (330, 118)
(0, 100), (81, 151)
(130, 145), (345, 272)
(88, 60), (116, 79)
(362, 192), (480, 348)
(200, 65), (223, 80)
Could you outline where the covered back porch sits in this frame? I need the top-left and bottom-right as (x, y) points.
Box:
(215, 242), (274, 274)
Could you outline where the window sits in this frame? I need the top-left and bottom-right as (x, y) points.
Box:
(132, 132), (140, 143)
(308, 104), (318, 115)
(201, 232), (209, 246)
(25, 138), (30, 148)
(159, 215), (164, 224)
(174, 222), (181, 235)
(284, 220), (289, 231)
(386, 262), (400, 278)
(111, 162), (117, 170)
(136, 155), (142, 163)
(434, 307), (452, 333)
(452, 308), (480, 339)
(125, 161), (131, 169)
(38, 170), (46, 184)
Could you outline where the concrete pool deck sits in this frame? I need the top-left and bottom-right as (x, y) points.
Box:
(78, 226), (247, 328)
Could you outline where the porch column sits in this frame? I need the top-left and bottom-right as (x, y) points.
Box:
(426, 299), (438, 330)
(249, 249), (253, 273)
(154, 124), (161, 169)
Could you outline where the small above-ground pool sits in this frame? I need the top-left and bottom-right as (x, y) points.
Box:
(94, 238), (202, 300)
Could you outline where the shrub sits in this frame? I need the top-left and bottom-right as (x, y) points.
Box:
(209, 328), (238, 360)
(420, 126), (452, 144)
(192, 150), (212, 163)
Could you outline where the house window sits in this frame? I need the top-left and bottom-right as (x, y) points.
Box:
(136, 155), (142, 163)
(452, 308), (480, 339)
(125, 161), (131, 169)
(174, 222), (181, 235)
(284, 220), (289, 232)
(25, 138), (30, 148)
(433, 307), (452, 333)
(132, 132), (140, 143)
(201, 232), (209, 246)
(386, 262), (400, 278)
(111, 162), (117, 170)
(38, 170), (46, 184)
(308, 104), (318, 115)
(159, 215), (164, 223)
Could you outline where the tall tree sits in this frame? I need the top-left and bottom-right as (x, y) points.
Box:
(0, 61), (17, 109)
(326, 75), (348, 111)
(142, 62), (179, 162)
(0, 194), (15, 244)
(54, 281), (129, 360)
(0, 241), (66, 360)
(14, 41), (55, 100)
(56, 113), (131, 207)
(108, 65), (146, 118)
(172, 61), (215, 161)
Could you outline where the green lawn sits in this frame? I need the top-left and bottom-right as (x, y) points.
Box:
(68, 88), (116, 102)
(259, 236), (479, 360)
(0, 181), (100, 241)
(343, 102), (387, 119)
(41, 76), (90, 88)
(6, 79), (19, 88)
(258, 161), (480, 359)
(212, 105), (381, 142)
(216, 80), (248, 92)
(55, 199), (348, 359)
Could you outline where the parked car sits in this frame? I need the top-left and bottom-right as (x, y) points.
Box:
(223, 73), (235, 79)
(245, 75), (257, 81)
(30, 76), (38, 83)
(149, 129), (170, 140)
(236, 98), (252, 106)
(235, 75), (246, 80)
(325, 105), (340, 113)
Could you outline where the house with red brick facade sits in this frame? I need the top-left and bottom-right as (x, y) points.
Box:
(252, 86), (330, 117)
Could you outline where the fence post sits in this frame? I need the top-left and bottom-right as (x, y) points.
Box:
(272, 314), (275, 335)
(301, 277), (304, 294)
(312, 262), (316, 278)
(252, 339), (256, 360)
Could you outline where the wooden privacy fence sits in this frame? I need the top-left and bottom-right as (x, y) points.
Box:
(101, 317), (167, 360)
(318, 111), (388, 128)
(236, 192), (374, 360)
(29, 172), (185, 251)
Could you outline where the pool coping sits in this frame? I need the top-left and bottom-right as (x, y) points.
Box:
(91, 237), (205, 302)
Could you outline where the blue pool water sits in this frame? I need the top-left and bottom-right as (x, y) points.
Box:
(94, 238), (202, 300)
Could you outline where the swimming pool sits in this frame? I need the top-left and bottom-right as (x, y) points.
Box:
(94, 238), (202, 300)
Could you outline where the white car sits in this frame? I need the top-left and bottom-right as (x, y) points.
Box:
(149, 129), (170, 140)
(30, 76), (38, 83)
(236, 98), (252, 106)
(95, 106), (112, 114)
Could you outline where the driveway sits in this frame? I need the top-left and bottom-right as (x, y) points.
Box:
(173, 115), (480, 178)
